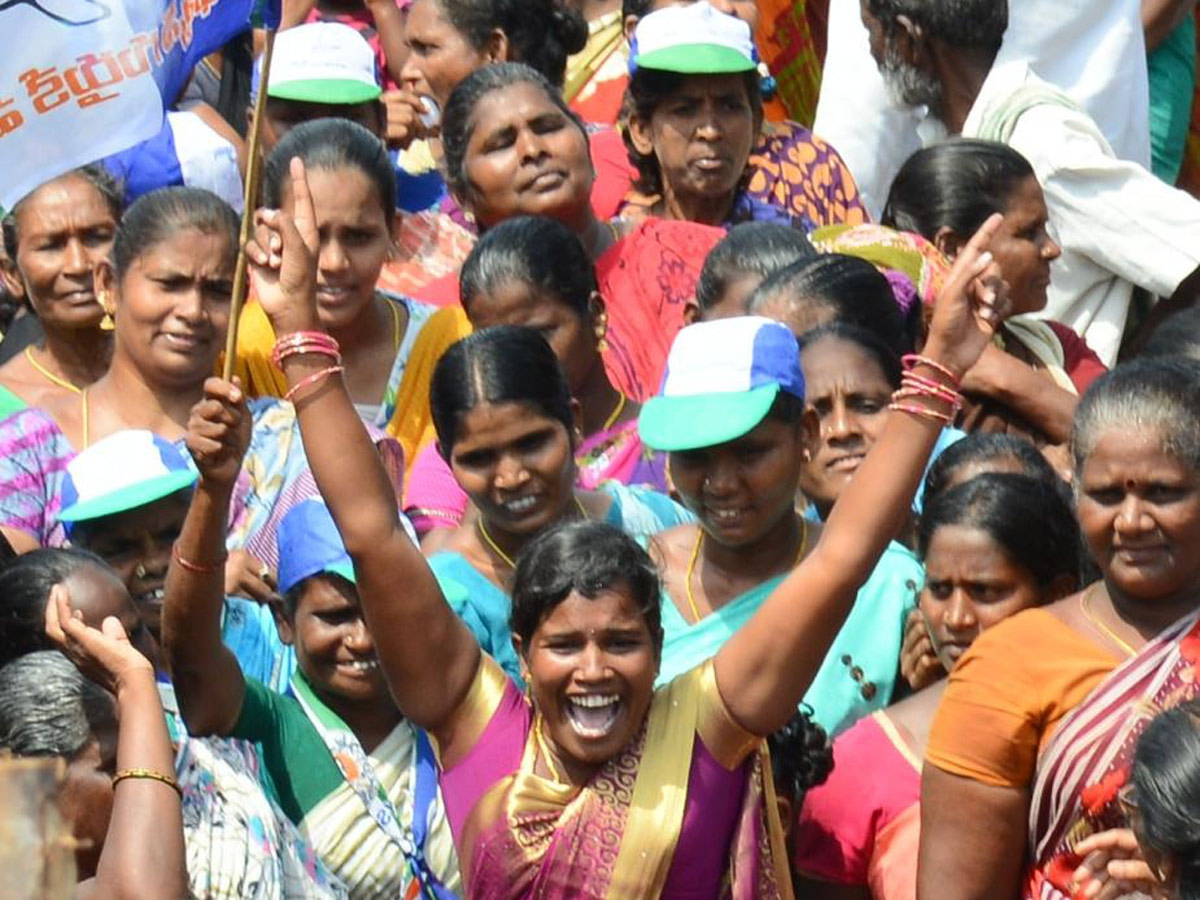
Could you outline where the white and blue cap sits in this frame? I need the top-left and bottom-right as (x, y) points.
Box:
(277, 499), (356, 596)
(638, 316), (804, 451)
(630, 2), (758, 76)
(59, 431), (198, 528)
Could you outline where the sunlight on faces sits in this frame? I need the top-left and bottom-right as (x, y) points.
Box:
(401, 0), (490, 107)
(100, 227), (234, 389)
(989, 176), (1060, 317)
(464, 281), (600, 394)
(518, 586), (658, 770)
(15, 174), (116, 329)
(62, 566), (158, 667)
(278, 575), (388, 706)
(71, 492), (191, 640)
(279, 166), (392, 332)
(461, 83), (595, 230)
(629, 73), (757, 210)
(669, 415), (808, 547)
(447, 400), (579, 537)
(1076, 429), (1200, 604)
(858, 0), (941, 110)
(797, 337), (893, 517)
(919, 524), (1047, 671)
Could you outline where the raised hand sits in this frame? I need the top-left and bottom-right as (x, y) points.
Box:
(186, 377), (252, 489)
(246, 156), (321, 336)
(923, 213), (1011, 378)
(45, 583), (154, 695)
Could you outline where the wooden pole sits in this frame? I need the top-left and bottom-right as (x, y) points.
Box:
(222, 27), (277, 381)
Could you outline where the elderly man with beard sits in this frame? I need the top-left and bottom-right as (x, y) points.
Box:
(860, 0), (1200, 367)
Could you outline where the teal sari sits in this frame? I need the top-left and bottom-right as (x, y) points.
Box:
(657, 541), (922, 736)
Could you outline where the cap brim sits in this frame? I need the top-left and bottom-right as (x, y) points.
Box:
(639, 384), (779, 451)
(324, 561), (357, 585)
(268, 79), (382, 104)
(636, 43), (757, 75)
(59, 470), (198, 524)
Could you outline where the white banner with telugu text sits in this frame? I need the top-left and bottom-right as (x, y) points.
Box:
(0, 0), (163, 209)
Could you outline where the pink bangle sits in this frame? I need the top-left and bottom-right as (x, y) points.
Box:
(284, 365), (344, 403)
(173, 541), (226, 574)
(271, 332), (341, 368)
(901, 354), (961, 388)
(888, 401), (955, 425)
(898, 373), (962, 409)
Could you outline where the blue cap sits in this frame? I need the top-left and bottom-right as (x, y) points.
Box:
(638, 316), (805, 452)
(59, 430), (197, 529)
(277, 499), (356, 596)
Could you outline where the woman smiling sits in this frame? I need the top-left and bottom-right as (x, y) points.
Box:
(647, 319), (922, 735)
(237, 156), (1007, 897)
(423, 325), (689, 680)
(0, 167), (120, 421)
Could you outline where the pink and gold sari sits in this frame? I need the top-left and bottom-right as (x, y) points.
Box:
(438, 656), (794, 899)
(1024, 608), (1200, 899)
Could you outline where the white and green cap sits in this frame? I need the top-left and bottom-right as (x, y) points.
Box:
(256, 22), (382, 105)
(639, 317), (805, 452)
(630, 2), (758, 76)
(59, 431), (197, 529)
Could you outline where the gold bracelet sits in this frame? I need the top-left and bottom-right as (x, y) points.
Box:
(112, 767), (183, 797)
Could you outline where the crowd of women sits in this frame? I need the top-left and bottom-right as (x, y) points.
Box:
(2, 0), (1200, 898)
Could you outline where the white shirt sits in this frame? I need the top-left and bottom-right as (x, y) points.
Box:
(813, 0), (1151, 218)
(962, 62), (1200, 364)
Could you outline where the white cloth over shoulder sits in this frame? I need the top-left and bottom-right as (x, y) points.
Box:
(814, 0), (1151, 218)
(963, 62), (1200, 365)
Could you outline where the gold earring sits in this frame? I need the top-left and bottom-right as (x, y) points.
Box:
(135, 563), (147, 580)
(98, 291), (115, 331)
(595, 315), (609, 354)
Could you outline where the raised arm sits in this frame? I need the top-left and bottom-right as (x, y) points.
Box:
(160, 378), (251, 736)
(246, 158), (481, 734)
(714, 215), (1009, 736)
(961, 343), (1077, 444)
(45, 588), (188, 900)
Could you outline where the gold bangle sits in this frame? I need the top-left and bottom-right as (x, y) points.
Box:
(112, 767), (183, 797)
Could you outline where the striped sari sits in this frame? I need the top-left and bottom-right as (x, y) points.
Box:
(1024, 608), (1200, 899)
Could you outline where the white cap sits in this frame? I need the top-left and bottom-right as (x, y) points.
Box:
(630, 2), (757, 75)
(255, 23), (382, 105)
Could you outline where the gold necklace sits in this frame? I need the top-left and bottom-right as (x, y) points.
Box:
(80, 387), (90, 450)
(477, 496), (590, 569)
(684, 517), (810, 624)
(533, 713), (564, 783)
(24, 346), (82, 394)
(1080, 586), (1138, 657)
(602, 392), (627, 431)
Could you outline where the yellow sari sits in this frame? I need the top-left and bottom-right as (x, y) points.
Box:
(437, 656), (794, 899)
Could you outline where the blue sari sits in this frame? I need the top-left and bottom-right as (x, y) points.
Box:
(657, 541), (922, 736)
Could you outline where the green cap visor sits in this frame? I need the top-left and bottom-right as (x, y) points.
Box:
(58, 470), (198, 523)
(269, 78), (382, 105)
(635, 43), (757, 75)
(638, 383), (779, 451)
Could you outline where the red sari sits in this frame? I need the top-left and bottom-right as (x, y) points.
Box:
(596, 219), (725, 402)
